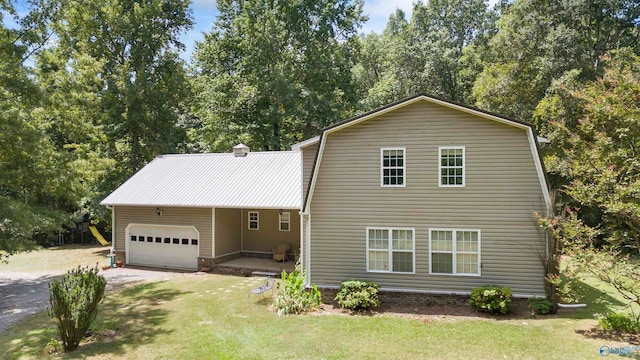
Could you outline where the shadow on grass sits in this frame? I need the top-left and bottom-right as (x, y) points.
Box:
(567, 279), (640, 344)
(562, 279), (628, 320)
(2, 281), (188, 359)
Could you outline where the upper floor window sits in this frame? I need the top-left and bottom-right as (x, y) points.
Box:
(381, 148), (406, 187)
(279, 212), (290, 231)
(248, 211), (259, 230)
(439, 146), (465, 187)
(367, 227), (415, 273)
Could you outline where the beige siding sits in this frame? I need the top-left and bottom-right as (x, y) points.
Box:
(242, 209), (300, 253)
(302, 143), (319, 200)
(114, 206), (213, 257)
(309, 101), (547, 296)
(215, 208), (241, 256)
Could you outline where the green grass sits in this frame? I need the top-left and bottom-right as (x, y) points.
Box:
(1, 246), (638, 359)
(0, 244), (110, 272)
(0, 274), (625, 360)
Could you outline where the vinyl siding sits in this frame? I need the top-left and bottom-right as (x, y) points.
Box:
(309, 101), (547, 296)
(242, 209), (301, 253)
(302, 143), (319, 201)
(214, 208), (241, 256)
(114, 206), (213, 258)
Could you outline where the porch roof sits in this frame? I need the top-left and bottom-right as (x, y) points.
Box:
(101, 151), (302, 209)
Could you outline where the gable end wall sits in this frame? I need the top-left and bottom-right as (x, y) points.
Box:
(308, 101), (548, 296)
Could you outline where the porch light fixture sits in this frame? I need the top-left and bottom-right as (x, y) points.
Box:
(156, 207), (162, 216)
(279, 209), (283, 215)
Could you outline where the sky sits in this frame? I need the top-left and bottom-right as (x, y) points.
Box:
(180, 0), (418, 61)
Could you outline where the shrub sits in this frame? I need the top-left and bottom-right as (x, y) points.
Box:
(48, 265), (106, 352)
(468, 285), (512, 314)
(528, 298), (554, 315)
(273, 264), (321, 315)
(598, 312), (640, 334)
(335, 280), (380, 311)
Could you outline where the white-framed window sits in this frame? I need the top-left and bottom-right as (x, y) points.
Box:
(248, 211), (259, 230)
(279, 212), (290, 231)
(381, 147), (406, 187)
(439, 146), (465, 187)
(366, 227), (415, 273)
(429, 229), (480, 276)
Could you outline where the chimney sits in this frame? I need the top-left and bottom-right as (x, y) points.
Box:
(233, 143), (249, 157)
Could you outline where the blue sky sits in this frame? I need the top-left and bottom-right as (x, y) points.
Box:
(180, 0), (419, 61)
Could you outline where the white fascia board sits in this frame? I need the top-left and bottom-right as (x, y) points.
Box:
(291, 136), (320, 151)
(303, 131), (329, 214)
(527, 128), (552, 211)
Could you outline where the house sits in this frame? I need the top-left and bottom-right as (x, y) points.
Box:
(100, 145), (302, 270)
(102, 94), (551, 298)
(299, 95), (551, 298)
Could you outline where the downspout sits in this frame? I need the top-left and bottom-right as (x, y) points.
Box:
(106, 206), (115, 254)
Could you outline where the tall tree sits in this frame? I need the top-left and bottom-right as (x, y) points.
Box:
(354, 0), (497, 111)
(191, 0), (366, 151)
(0, 0), (82, 257)
(546, 49), (640, 250)
(473, 0), (640, 122)
(51, 0), (194, 190)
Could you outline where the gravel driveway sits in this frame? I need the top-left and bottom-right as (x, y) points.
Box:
(0, 267), (188, 334)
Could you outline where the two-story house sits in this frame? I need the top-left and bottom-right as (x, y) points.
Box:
(102, 94), (551, 298)
(298, 95), (551, 297)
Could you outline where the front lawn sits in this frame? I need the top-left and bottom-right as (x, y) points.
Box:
(1, 246), (637, 359)
(0, 272), (629, 359)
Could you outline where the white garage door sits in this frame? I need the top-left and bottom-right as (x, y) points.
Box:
(127, 224), (199, 270)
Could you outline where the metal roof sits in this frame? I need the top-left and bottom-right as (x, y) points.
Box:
(101, 151), (302, 209)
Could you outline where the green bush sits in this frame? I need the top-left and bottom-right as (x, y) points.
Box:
(48, 265), (106, 352)
(468, 285), (512, 314)
(599, 312), (640, 333)
(528, 298), (554, 315)
(335, 280), (380, 311)
(274, 264), (321, 315)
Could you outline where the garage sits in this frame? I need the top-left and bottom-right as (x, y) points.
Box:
(126, 224), (199, 270)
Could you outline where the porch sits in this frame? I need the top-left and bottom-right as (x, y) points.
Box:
(211, 256), (296, 276)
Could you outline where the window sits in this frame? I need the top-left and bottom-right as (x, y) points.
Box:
(164, 237), (171, 244)
(182, 238), (189, 245)
(131, 235), (137, 241)
(279, 212), (290, 231)
(439, 147), (465, 187)
(381, 148), (405, 187)
(155, 237), (161, 243)
(248, 211), (259, 230)
(191, 239), (198, 246)
(366, 227), (415, 273)
(173, 238), (179, 244)
(146, 236), (153, 242)
(429, 229), (480, 275)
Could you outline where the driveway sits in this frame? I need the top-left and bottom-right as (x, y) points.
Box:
(0, 267), (187, 334)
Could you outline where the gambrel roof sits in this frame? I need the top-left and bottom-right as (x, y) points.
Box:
(301, 94), (551, 212)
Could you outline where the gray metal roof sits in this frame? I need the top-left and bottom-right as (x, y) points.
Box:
(101, 151), (302, 209)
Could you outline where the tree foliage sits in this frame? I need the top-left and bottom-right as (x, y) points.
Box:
(473, 0), (640, 122)
(0, 0), (81, 257)
(550, 49), (640, 250)
(191, 0), (366, 151)
(354, 0), (497, 111)
(538, 50), (640, 319)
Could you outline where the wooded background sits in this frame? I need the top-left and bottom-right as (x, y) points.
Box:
(1, 0), (638, 259)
